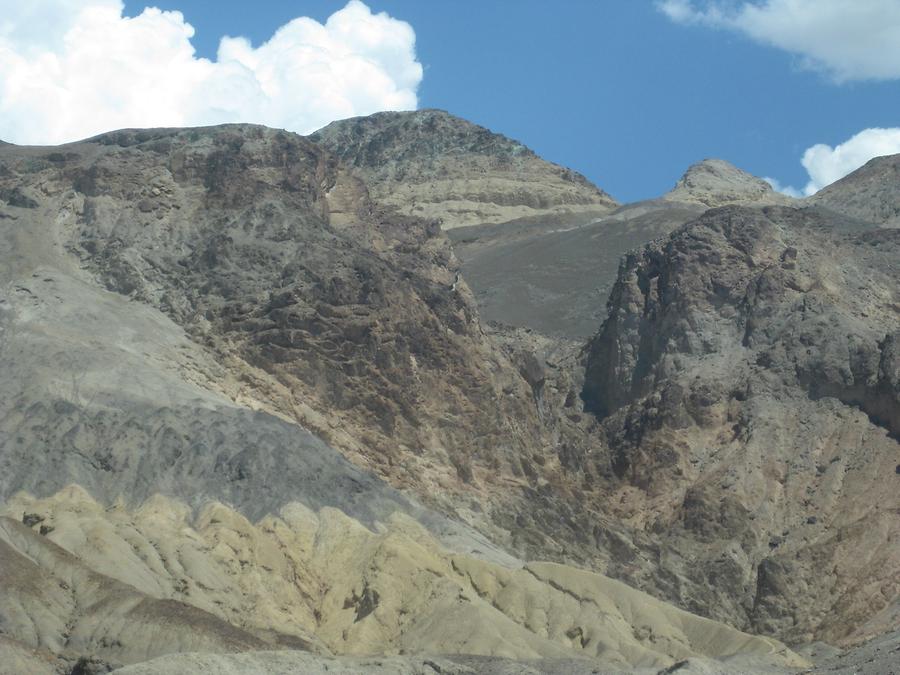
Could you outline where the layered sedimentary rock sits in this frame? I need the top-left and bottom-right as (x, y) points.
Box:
(311, 109), (618, 229)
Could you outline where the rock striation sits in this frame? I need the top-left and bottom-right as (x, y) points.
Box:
(311, 109), (618, 229)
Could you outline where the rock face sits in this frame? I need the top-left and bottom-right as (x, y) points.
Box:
(663, 159), (792, 208)
(310, 109), (618, 229)
(0, 124), (652, 583)
(0, 125), (555, 518)
(582, 205), (900, 644)
(808, 153), (900, 227)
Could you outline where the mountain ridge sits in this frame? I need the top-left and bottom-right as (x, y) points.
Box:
(310, 109), (618, 229)
(808, 152), (900, 227)
(1, 113), (898, 674)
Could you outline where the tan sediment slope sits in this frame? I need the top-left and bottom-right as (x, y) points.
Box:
(310, 109), (618, 229)
(109, 652), (588, 675)
(1, 488), (806, 672)
(0, 636), (60, 675)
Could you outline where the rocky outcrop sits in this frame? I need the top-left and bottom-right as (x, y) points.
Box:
(310, 109), (618, 229)
(664, 159), (792, 208)
(808, 153), (900, 227)
(582, 205), (900, 644)
(0, 125), (559, 517)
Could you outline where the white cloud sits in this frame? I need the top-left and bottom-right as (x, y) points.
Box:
(762, 176), (802, 198)
(0, 0), (422, 145)
(799, 127), (900, 194)
(658, 0), (900, 82)
(765, 127), (900, 196)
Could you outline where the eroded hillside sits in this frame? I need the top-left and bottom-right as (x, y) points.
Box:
(1, 487), (806, 672)
(1, 118), (898, 674)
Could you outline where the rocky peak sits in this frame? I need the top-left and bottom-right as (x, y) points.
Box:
(664, 158), (791, 208)
(312, 108), (538, 164)
(310, 109), (617, 229)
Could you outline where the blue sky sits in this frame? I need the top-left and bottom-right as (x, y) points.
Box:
(4, 1), (900, 203)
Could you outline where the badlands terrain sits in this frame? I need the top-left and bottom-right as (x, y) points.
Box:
(0, 110), (898, 674)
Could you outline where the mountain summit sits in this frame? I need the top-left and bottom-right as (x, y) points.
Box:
(310, 109), (618, 229)
(664, 158), (792, 208)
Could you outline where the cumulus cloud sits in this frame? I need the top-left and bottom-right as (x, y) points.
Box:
(657, 0), (900, 82)
(762, 176), (803, 198)
(0, 0), (422, 145)
(765, 127), (900, 196)
(798, 127), (900, 194)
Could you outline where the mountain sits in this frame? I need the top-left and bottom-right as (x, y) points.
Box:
(663, 159), (793, 208)
(449, 154), (900, 647)
(808, 153), (900, 227)
(0, 123), (811, 673)
(1, 114), (898, 674)
(428, 135), (900, 650)
(310, 109), (618, 229)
